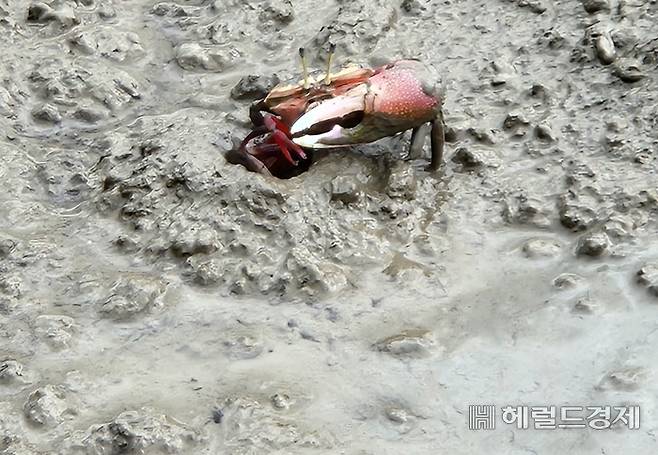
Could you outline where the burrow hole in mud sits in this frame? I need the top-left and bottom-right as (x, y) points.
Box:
(229, 111), (366, 179)
(278, 110), (365, 179)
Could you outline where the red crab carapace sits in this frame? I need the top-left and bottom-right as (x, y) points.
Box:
(227, 46), (445, 178)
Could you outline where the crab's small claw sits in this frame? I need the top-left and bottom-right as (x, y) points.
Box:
(290, 60), (444, 169)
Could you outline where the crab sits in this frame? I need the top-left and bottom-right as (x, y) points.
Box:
(226, 46), (445, 178)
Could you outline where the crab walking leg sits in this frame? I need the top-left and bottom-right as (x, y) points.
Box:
(236, 110), (306, 166)
(269, 129), (310, 165)
(225, 147), (273, 176)
(272, 130), (306, 163)
(430, 111), (445, 171)
(251, 143), (285, 158)
(287, 138), (307, 160)
(271, 129), (307, 160)
(237, 125), (272, 158)
(270, 132), (296, 165)
(243, 154), (273, 176)
(408, 124), (428, 160)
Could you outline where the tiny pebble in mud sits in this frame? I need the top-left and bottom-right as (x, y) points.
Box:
(169, 225), (221, 256)
(595, 33), (616, 65)
(634, 151), (653, 165)
(185, 257), (222, 286)
(175, 43), (233, 72)
(514, 0), (548, 14)
(374, 329), (436, 358)
(73, 107), (105, 123)
(581, 0), (609, 13)
(151, 2), (194, 17)
(300, 330), (321, 342)
(400, 0), (423, 15)
(114, 235), (140, 253)
(383, 254), (431, 280)
(503, 112), (530, 131)
(0, 275), (22, 298)
(466, 127), (496, 145)
(503, 195), (549, 227)
(603, 214), (636, 239)
(99, 274), (167, 320)
(60, 409), (202, 452)
(259, 0), (295, 24)
(553, 273), (584, 289)
(97, 3), (116, 19)
(576, 232), (610, 257)
(223, 334), (264, 359)
(31, 104), (62, 124)
(451, 147), (500, 169)
(218, 396), (333, 449)
(534, 124), (555, 142)
(613, 60), (646, 83)
(35, 315), (75, 350)
(582, 0), (610, 13)
(331, 175), (361, 204)
(597, 367), (647, 391)
(27, 2), (79, 27)
(522, 238), (562, 258)
(564, 160), (596, 183)
(530, 83), (548, 99)
(231, 74), (280, 101)
(271, 393), (292, 410)
(0, 238), (17, 258)
(444, 125), (458, 142)
(0, 360), (28, 386)
(0, 297), (14, 315)
(559, 199), (598, 232)
(385, 161), (417, 200)
(212, 408), (224, 424)
(571, 296), (600, 315)
(385, 407), (410, 424)
(26, 2), (52, 21)
(23, 385), (74, 427)
(636, 264), (658, 298)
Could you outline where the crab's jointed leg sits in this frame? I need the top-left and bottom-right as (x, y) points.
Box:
(244, 102), (307, 160)
(290, 60), (444, 171)
(408, 125), (426, 160)
(225, 145), (273, 176)
(430, 110), (445, 171)
(405, 113), (444, 170)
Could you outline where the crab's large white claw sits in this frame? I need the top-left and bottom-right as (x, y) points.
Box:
(292, 60), (442, 150)
(290, 84), (368, 146)
(292, 125), (351, 148)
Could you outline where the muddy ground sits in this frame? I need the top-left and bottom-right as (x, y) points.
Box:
(1, 0), (657, 453)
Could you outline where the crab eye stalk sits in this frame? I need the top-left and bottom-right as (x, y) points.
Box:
(323, 42), (336, 86)
(298, 47), (310, 89)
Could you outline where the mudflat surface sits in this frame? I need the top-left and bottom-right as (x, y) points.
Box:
(1, 0), (657, 453)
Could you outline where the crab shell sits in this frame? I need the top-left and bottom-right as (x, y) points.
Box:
(233, 59), (445, 177)
(287, 60), (443, 149)
(261, 65), (376, 127)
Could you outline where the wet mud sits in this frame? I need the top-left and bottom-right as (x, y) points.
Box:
(1, 0), (657, 453)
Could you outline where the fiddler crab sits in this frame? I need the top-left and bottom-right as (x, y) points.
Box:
(227, 45), (445, 178)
